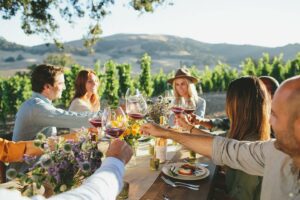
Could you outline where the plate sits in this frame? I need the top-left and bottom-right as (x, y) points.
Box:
(162, 162), (210, 181)
(137, 136), (151, 142)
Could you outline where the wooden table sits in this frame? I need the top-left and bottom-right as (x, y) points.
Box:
(140, 150), (218, 200)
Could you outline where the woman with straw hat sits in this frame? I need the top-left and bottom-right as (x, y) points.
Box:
(167, 67), (206, 127)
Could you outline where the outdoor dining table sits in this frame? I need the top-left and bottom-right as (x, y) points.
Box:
(123, 142), (218, 200)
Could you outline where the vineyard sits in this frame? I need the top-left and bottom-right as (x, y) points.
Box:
(1, 52), (300, 134)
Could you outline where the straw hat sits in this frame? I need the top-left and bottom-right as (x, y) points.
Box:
(167, 68), (198, 84)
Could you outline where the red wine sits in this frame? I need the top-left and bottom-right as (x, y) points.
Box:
(184, 109), (195, 114)
(171, 107), (184, 114)
(128, 113), (145, 120)
(105, 128), (125, 138)
(89, 119), (102, 128)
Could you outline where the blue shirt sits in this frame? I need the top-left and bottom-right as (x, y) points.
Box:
(13, 92), (94, 141)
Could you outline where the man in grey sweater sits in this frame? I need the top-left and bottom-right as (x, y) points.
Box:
(141, 75), (300, 200)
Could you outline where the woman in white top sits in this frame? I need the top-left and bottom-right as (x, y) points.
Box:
(167, 67), (206, 126)
(69, 69), (100, 113)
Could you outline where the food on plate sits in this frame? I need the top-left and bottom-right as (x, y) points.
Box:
(178, 164), (197, 176)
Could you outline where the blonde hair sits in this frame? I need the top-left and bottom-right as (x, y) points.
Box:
(172, 78), (199, 103)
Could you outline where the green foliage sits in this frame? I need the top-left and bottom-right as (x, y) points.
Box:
(0, 75), (31, 124)
(152, 69), (168, 97)
(44, 53), (76, 67)
(4, 56), (15, 62)
(139, 53), (153, 97)
(102, 60), (119, 107)
(201, 66), (213, 92)
(94, 60), (106, 98)
(0, 0), (168, 49)
(2, 52), (300, 125)
(257, 53), (272, 76)
(241, 57), (257, 76)
(285, 53), (300, 78)
(57, 65), (83, 108)
(270, 54), (285, 83)
(117, 64), (132, 98)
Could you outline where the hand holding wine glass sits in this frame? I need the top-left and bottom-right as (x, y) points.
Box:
(89, 111), (103, 141)
(125, 88), (148, 121)
(184, 98), (196, 115)
(103, 107), (127, 138)
(170, 97), (185, 128)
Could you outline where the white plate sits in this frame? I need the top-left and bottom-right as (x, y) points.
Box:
(137, 136), (151, 142)
(162, 162), (210, 181)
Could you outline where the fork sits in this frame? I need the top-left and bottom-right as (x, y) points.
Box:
(161, 176), (200, 190)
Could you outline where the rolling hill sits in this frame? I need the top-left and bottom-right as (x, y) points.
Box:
(1, 34), (300, 76)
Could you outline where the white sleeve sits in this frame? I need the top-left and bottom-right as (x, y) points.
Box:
(46, 157), (125, 200)
(0, 188), (34, 200)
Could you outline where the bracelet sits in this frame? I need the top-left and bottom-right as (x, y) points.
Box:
(189, 126), (195, 134)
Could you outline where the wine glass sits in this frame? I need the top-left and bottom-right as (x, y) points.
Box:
(184, 98), (196, 115)
(126, 93), (148, 121)
(170, 97), (185, 115)
(102, 107), (127, 138)
(125, 88), (141, 99)
(89, 111), (103, 141)
(170, 97), (185, 129)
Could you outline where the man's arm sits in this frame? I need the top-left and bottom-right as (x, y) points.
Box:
(141, 123), (266, 176)
(212, 136), (267, 176)
(33, 101), (93, 129)
(141, 123), (214, 158)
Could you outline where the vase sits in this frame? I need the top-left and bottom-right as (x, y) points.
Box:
(127, 142), (138, 167)
(116, 181), (129, 200)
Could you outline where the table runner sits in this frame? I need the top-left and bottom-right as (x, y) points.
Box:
(123, 144), (178, 200)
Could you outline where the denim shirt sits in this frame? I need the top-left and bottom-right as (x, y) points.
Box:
(13, 92), (94, 141)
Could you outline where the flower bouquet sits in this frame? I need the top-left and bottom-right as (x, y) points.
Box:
(6, 130), (103, 197)
(146, 96), (171, 124)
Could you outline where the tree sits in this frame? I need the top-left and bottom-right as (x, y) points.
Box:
(152, 69), (168, 97)
(139, 53), (153, 97)
(241, 57), (257, 76)
(286, 53), (300, 78)
(258, 53), (272, 76)
(102, 60), (119, 106)
(270, 54), (285, 83)
(117, 63), (132, 98)
(200, 66), (213, 92)
(58, 64), (83, 108)
(0, 75), (31, 124)
(0, 0), (169, 49)
(44, 53), (76, 67)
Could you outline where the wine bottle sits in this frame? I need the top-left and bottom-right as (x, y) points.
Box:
(155, 116), (167, 163)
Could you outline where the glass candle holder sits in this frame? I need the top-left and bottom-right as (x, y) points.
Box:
(150, 157), (160, 171)
(117, 181), (129, 200)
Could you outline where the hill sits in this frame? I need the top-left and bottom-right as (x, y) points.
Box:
(1, 34), (300, 76)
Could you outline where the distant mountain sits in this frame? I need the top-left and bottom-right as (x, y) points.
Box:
(1, 34), (300, 76)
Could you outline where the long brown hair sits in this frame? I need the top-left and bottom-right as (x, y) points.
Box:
(226, 76), (270, 141)
(72, 69), (100, 111)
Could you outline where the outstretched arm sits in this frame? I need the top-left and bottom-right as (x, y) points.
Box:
(140, 123), (214, 158)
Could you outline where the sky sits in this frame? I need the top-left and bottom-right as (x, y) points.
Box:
(1, 0), (300, 47)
